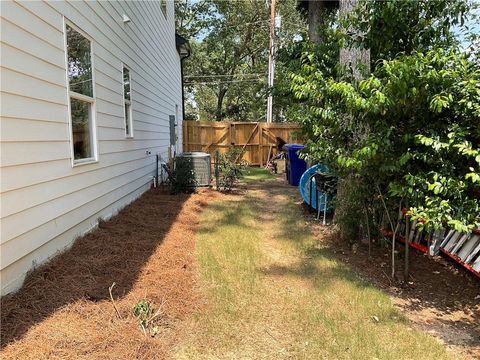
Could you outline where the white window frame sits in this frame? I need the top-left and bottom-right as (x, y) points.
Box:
(63, 18), (98, 167)
(122, 64), (134, 138)
(160, 0), (167, 19)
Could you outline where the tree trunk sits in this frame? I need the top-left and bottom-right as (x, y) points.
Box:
(404, 208), (410, 283)
(364, 203), (371, 257)
(333, 0), (371, 240)
(216, 86), (227, 120)
(307, 1), (341, 44)
(307, 0), (326, 44)
(391, 210), (402, 279)
(339, 0), (370, 79)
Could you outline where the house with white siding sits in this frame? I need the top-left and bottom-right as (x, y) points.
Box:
(0, 0), (186, 295)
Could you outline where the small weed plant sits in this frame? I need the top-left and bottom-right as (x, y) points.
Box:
(132, 298), (165, 337)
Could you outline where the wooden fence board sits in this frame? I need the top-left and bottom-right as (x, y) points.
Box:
(182, 121), (303, 166)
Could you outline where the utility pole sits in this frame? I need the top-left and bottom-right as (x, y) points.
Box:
(266, 0), (276, 123)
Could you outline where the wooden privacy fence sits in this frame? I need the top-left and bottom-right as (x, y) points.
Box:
(182, 121), (303, 166)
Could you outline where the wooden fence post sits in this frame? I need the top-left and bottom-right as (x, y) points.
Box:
(258, 122), (263, 167)
(183, 121), (187, 152)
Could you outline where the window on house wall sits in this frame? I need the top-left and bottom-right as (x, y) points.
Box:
(161, 0), (167, 18)
(122, 66), (133, 137)
(66, 23), (96, 163)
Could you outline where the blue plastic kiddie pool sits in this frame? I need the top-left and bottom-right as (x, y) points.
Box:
(299, 164), (333, 212)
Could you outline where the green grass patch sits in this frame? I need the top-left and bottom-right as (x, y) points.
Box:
(273, 200), (451, 360)
(241, 166), (275, 182)
(176, 184), (453, 359)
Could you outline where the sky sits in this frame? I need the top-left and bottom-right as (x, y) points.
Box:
(454, 5), (480, 48)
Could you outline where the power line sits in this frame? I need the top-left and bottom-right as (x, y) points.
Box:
(195, 19), (269, 38)
(184, 73), (265, 79)
(215, 19), (270, 30)
(184, 78), (266, 86)
(185, 78), (265, 85)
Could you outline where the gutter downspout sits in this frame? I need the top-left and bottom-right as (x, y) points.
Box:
(180, 51), (191, 124)
(176, 33), (191, 154)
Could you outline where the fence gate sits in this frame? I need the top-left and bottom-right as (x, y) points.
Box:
(182, 121), (303, 166)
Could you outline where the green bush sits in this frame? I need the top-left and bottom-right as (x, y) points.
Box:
(165, 157), (197, 194)
(289, 2), (479, 235)
(215, 147), (246, 192)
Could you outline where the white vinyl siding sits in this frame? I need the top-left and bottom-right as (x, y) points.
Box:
(0, 0), (183, 295)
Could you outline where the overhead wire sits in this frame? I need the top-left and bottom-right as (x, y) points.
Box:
(184, 73), (265, 78)
(184, 78), (266, 86)
(213, 19), (270, 30)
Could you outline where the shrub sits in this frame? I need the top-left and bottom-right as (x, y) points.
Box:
(163, 157), (197, 194)
(215, 147), (246, 192)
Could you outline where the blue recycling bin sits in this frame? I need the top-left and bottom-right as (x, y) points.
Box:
(284, 144), (306, 186)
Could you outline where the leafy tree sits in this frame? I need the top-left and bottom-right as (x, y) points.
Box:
(175, 0), (217, 39)
(175, 0), (305, 121)
(289, 0), (479, 279)
(345, 0), (470, 66)
(274, 18), (339, 123)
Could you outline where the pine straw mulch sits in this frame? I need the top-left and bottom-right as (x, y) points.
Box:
(1, 187), (224, 359)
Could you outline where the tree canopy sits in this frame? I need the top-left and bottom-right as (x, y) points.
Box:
(175, 0), (306, 121)
(289, 0), (479, 240)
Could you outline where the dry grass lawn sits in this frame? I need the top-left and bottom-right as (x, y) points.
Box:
(174, 176), (457, 360)
(1, 170), (474, 359)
